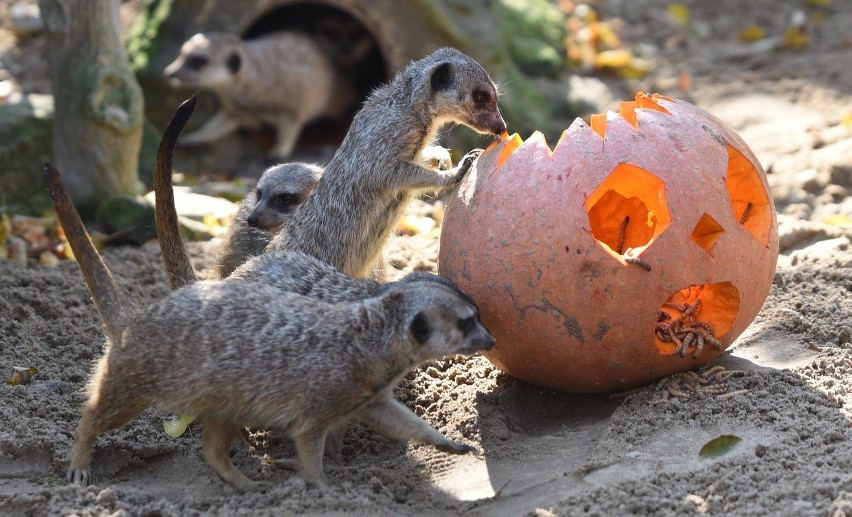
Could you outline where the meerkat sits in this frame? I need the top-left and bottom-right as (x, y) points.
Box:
(44, 162), (495, 492)
(264, 47), (506, 279)
(153, 94), (454, 286)
(164, 31), (353, 157)
(153, 93), (484, 458)
(216, 162), (323, 279)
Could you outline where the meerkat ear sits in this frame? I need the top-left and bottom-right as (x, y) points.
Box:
(429, 62), (453, 93)
(227, 52), (241, 74)
(409, 312), (432, 344)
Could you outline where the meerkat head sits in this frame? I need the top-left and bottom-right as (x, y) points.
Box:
(414, 47), (507, 138)
(381, 279), (495, 364)
(164, 32), (245, 89)
(246, 163), (323, 232)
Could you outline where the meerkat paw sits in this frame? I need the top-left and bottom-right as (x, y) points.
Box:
(450, 148), (484, 183)
(66, 467), (90, 486)
(274, 458), (300, 471)
(434, 440), (478, 455)
(419, 145), (453, 171)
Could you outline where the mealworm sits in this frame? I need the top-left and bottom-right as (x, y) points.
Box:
(616, 215), (630, 254)
(739, 202), (753, 224)
(625, 256), (652, 271)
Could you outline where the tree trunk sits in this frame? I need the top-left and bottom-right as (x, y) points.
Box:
(39, 0), (143, 215)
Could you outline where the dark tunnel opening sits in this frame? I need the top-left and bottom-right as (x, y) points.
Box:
(242, 2), (390, 149)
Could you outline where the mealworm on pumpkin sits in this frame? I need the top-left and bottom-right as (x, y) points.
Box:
(739, 202), (754, 224)
(616, 215), (630, 254)
(624, 256), (652, 271)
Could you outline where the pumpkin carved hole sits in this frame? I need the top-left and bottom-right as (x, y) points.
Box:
(586, 163), (671, 260)
(654, 282), (740, 357)
(691, 213), (725, 253)
(725, 144), (772, 246)
(590, 92), (673, 138)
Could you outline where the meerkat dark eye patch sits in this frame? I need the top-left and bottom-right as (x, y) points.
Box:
(185, 55), (208, 71)
(410, 312), (432, 344)
(430, 62), (453, 93)
(274, 193), (298, 206)
(472, 89), (489, 107)
(226, 52), (241, 74)
(458, 316), (477, 334)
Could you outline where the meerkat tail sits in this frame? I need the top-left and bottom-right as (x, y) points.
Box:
(43, 163), (127, 342)
(153, 93), (199, 289)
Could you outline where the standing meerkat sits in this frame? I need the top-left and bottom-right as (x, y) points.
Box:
(164, 31), (351, 157)
(216, 162), (323, 279)
(266, 47), (507, 279)
(45, 163), (495, 492)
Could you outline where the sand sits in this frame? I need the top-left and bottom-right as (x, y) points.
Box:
(1, 0), (851, 515)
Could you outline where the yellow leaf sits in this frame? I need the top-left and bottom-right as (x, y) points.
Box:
(841, 113), (852, 128)
(822, 214), (852, 227)
(666, 3), (690, 27)
(163, 413), (197, 438)
(595, 49), (633, 69)
(738, 25), (765, 42)
(398, 215), (436, 236)
(781, 27), (809, 49)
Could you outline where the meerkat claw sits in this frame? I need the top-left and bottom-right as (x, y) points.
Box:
(436, 441), (478, 455)
(67, 468), (89, 486)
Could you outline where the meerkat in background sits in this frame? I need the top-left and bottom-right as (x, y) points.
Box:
(266, 47), (507, 279)
(164, 31), (353, 157)
(45, 162), (495, 492)
(216, 162), (323, 279)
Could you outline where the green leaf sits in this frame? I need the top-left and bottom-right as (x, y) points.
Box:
(699, 434), (742, 459)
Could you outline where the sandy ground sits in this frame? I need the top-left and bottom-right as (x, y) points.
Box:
(2, 0), (852, 515)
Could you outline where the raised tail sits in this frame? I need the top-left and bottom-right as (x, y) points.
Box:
(43, 163), (128, 343)
(153, 93), (199, 290)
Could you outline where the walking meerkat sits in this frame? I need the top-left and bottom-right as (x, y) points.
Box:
(164, 31), (352, 157)
(45, 163), (495, 491)
(265, 47), (507, 279)
(216, 162), (323, 279)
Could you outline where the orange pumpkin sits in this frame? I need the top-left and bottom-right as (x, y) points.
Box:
(438, 93), (778, 393)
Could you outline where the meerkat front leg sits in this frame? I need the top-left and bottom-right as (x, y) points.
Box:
(180, 111), (240, 145)
(289, 431), (329, 486)
(201, 418), (270, 491)
(358, 397), (477, 454)
(396, 148), (483, 192)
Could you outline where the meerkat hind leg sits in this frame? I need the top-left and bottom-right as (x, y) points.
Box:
(358, 397), (477, 455)
(67, 397), (149, 485)
(201, 418), (270, 491)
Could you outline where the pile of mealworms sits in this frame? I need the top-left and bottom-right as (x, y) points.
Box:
(655, 299), (723, 359)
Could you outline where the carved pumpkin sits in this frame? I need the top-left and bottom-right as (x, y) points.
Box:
(438, 93), (778, 393)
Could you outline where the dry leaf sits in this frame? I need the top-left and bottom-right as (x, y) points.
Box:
(6, 366), (37, 386)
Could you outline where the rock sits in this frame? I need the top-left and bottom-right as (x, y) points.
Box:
(0, 94), (54, 215)
(9, 3), (42, 38)
(142, 187), (238, 221)
(95, 196), (157, 245)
